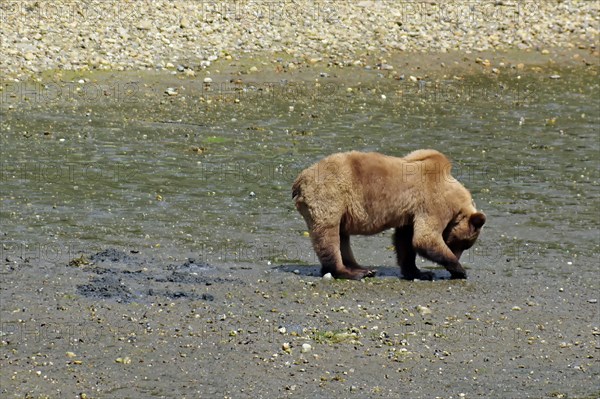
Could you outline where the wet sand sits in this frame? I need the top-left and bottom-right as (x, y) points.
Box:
(1, 49), (599, 398)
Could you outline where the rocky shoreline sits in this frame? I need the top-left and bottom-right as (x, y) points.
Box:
(1, 0), (598, 80)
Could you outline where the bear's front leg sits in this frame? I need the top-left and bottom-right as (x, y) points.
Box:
(311, 226), (375, 280)
(394, 226), (435, 280)
(412, 219), (467, 279)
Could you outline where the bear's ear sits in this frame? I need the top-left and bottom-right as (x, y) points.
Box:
(470, 212), (486, 229)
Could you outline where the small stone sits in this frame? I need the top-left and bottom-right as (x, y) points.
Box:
(511, 306), (522, 311)
(180, 18), (190, 29)
(203, 77), (213, 83)
(293, 269), (300, 275)
(137, 21), (152, 30)
(587, 299), (597, 303)
(492, 68), (500, 74)
(24, 52), (35, 61)
(165, 87), (178, 96)
(184, 69), (195, 77)
(249, 66), (258, 72)
(323, 273), (333, 280)
(301, 343), (312, 353)
(166, 62), (175, 69)
(278, 327), (286, 334)
(177, 65), (185, 72)
(541, 49), (550, 55)
(416, 305), (432, 315)
(409, 75), (417, 82)
(549, 75), (561, 79)
(66, 351), (77, 358)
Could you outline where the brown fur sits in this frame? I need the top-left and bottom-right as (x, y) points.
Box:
(292, 150), (486, 280)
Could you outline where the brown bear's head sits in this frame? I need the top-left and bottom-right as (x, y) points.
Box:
(443, 211), (486, 260)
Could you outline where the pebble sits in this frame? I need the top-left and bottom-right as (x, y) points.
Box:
(323, 273), (333, 280)
(203, 77), (213, 84)
(416, 305), (432, 315)
(136, 21), (152, 30)
(301, 343), (312, 353)
(180, 18), (190, 29)
(165, 87), (178, 96)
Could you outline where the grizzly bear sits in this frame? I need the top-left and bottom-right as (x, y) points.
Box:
(292, 149), (486, 280)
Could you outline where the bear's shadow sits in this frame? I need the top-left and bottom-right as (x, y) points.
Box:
(275, 265), (452, 280)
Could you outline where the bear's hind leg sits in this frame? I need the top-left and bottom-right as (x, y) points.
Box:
(340, 233), (363, 269)
(312, 226), (374, 280)
(394, 226), (434, 280)
(340, 232), (376, 277)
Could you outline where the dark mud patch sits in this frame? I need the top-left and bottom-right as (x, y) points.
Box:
(146, 289), (215, 301)
(74, 248), (239, 303)
(272, 264), (321, 277)
(77, 275), (134, 303)
(90, 248), (139, 264)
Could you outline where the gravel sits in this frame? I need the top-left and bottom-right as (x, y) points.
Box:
(1, 0), (598, 80)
